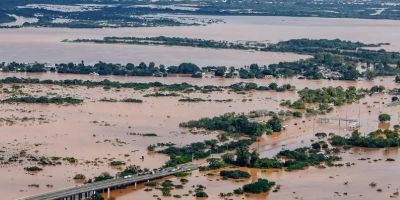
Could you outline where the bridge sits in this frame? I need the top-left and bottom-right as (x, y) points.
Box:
(19, 165), (198, 200)
(317, 117), (358, 123)
(317, 117), (360, 129)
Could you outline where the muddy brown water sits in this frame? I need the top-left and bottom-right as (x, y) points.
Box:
(1, 15), (400, 199)
(0, 77), (398, 199)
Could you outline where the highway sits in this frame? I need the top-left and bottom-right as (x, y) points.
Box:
(19, 165), (198, 200)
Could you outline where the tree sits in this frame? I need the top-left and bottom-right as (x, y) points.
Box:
(206, 158), (225, 170)
(395, 75), (400, 83)
(267, 115), (282, 132)
(177, 63), (200, 74)
(250, 151), (259, 167)
(370, 85), (385, 93)
(214, 66), (226, 76)
(235, 146), (250, 166)
(222, 153), (235, 164)
(378, 114), (391, 122)
(268, 83), (278, 90)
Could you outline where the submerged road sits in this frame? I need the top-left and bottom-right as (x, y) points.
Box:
(20, 165), (198, 200)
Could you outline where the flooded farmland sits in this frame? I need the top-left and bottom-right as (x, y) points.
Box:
(0, 14), (400, 200)
(0, 75), (398, 199)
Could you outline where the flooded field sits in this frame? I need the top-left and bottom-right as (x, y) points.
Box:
(0, 75), (398, 199)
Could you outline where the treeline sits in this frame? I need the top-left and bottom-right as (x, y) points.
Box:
(1, 53), (399, 81)
(2, 96), (83, 105)
(229, 82), (295, 92)
(0, 77), (296, 95)
(331, 129), (400, 148)
(0, 77), (221, 93)
(0, 62), (47, 72)
(0, 61), (201, 77)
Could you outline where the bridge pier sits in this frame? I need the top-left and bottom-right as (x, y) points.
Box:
(134, 182), (137, 189)
(107, 187), (110, 199)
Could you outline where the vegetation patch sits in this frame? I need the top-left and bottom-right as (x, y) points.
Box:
(2, 96), (83, 105)
(242, 179), (275, 194)
(220, 170), (250, 179)
(330, 129), (400, 148)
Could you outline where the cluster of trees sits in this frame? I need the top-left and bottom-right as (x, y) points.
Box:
(180, 112), (283, 136)
(24, 166), (43, 172)
(330, 129), (400, 148)
(161, 139), (254, 167)
(370, 85), (385, 93)
(220, 170), (250, 179)
(237, 53), (363, 80)
(281, 86), (368, 115)
(0, 61), (202, 77)
(229, 82), (295, 92)
(297, 86), (365, 106)
(240, 179), (275, 194)
(0, 62), (47, 72)
(220, 144), (340, 171)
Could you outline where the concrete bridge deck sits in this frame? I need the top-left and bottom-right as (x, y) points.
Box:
(19, 165), (198, 200)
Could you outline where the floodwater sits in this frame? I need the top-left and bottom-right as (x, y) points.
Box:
(2, 15), (400, 65)
(1, 14), (400, 200)
(0, 77), (398, 199)
(111, 148), (400, 200)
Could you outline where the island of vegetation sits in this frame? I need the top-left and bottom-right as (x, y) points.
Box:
(2, 96), (83, 105)
(330, 128), (400, 148)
